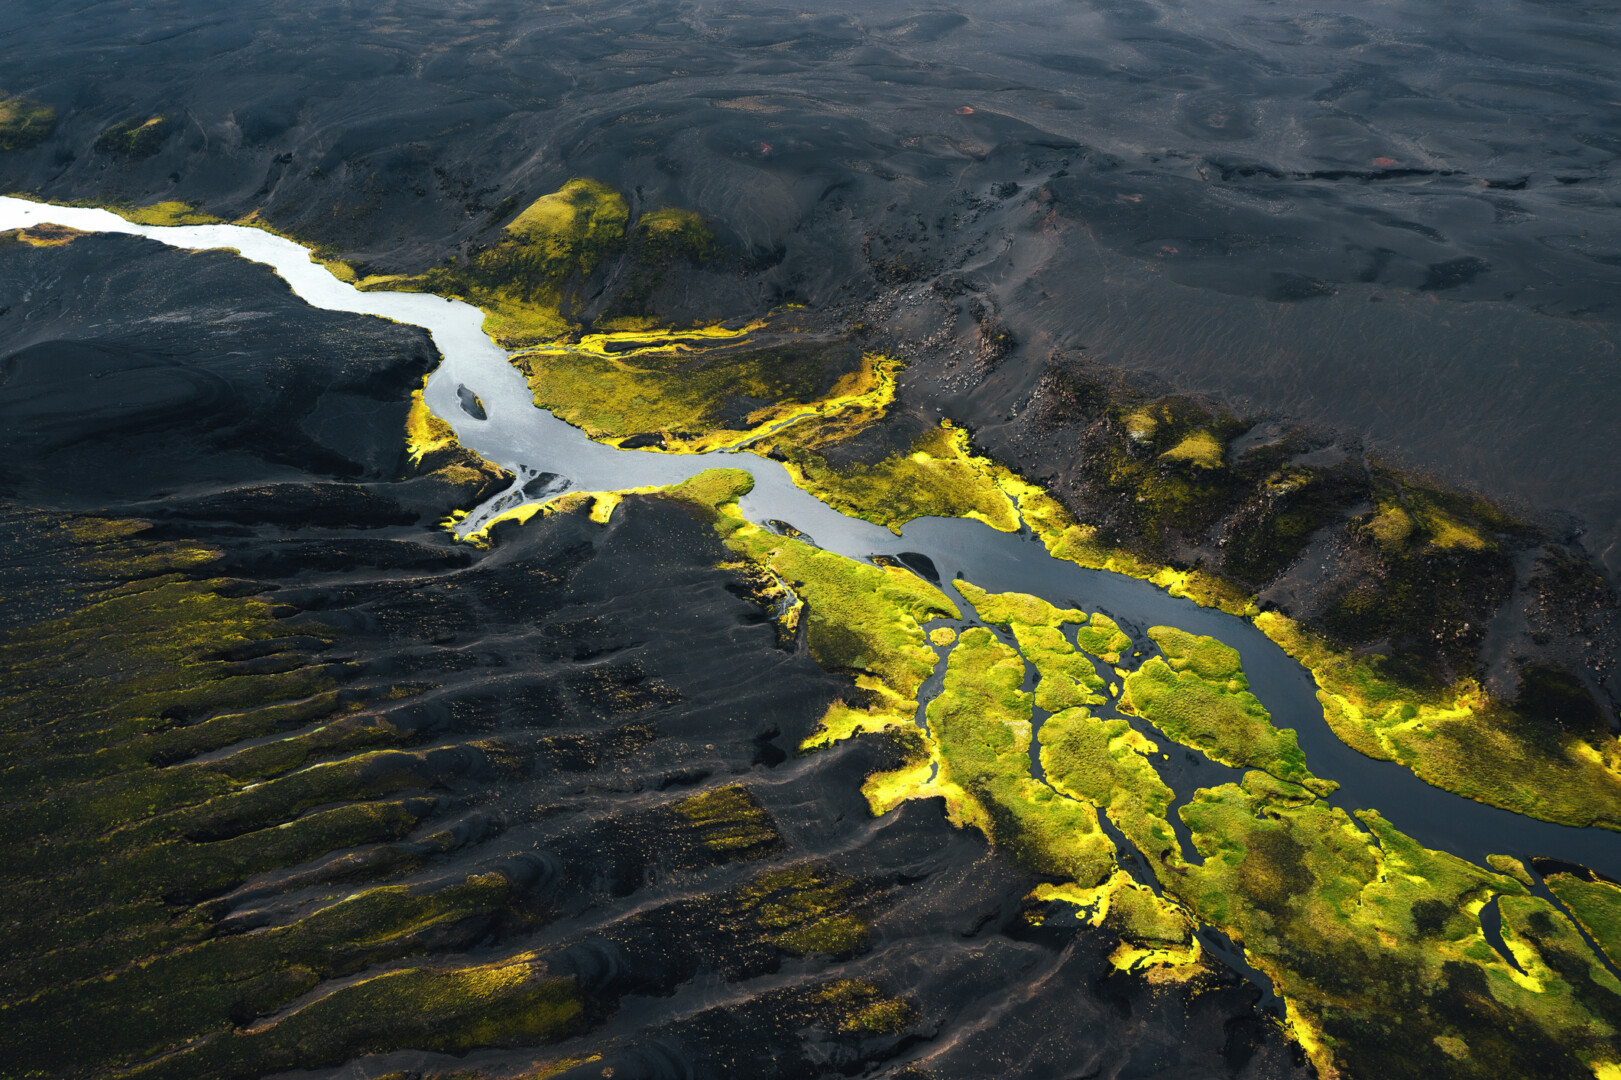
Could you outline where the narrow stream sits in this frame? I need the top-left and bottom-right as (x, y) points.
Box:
(5, 195), (1618, 885)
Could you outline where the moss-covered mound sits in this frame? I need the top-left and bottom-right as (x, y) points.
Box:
(0, 94), (55, 151)
(95, 116), (173, 159)
(515, 331), (893, 454)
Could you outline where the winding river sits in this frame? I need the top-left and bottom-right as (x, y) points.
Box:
(5, 194), (1618, 890)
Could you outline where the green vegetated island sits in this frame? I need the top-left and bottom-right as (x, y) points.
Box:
(5, 175), (1621, 1080)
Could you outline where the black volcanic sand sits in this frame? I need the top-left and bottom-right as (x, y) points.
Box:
(0, 0), (1617, 573)
(0, 234), (1307, 1076)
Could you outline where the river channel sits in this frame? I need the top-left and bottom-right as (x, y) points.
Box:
(4, 194), (1617, 888)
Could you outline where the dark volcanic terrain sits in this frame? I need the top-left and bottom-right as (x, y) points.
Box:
(0, 234), (1304, 1078)
(3, 1), (1621, 1076)
(1, 0), (1618, 572)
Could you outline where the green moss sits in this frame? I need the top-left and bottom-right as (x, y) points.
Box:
(927, 628), (1114, 883)
(0, 95), (55, 151)
(1171, 780), (1619, 1079)
(1122, 627), (1329, 794)
(670, 784), (783, 859)
(1546, 872), (1621, 968)
(767, 423), (1026, 535)
(1160, 429), (1225, 469)
(515, 335), (893, 454)
(952, 579), (1107, 708)
(1039, 706), (1179, 865)
(95, 116), (173, 160)
(730, 863), (869, 956)
(1257, 611), (1621, 830)
(130, 957), (582, 1080)
(812, 979), (919, 1034)
(636, 206), (718, 264)
(661, 470), (957, 705)
(393, 178), (628, 346)
(114, 200), (224, 226)
(3, 873), (514, 1074)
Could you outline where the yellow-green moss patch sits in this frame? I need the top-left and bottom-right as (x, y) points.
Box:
(1257, 611), (1621, 829)
(1546, 871), (1621, 967)
(0, 95), (55, 150)
(95, 116), (173, 160)
(1122, 626), (1327, 794)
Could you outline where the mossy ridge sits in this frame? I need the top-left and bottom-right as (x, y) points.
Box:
(125, 954), (583, 1080)
(761, 420), (1031, 536)
(593, 205), (722, 331)
(399, 177), (630, 346)
(1172, 777), (1621, 1080)
(3, 221), (87, 247)
(513, 332), (898, 455)
(650, 469), (958, 710)
(95, 116), (173, 160)
(0, 514), (517, 1075)
(1121, 626), (1329, 795)
(1320, 467), (1519, 676)
(402, 384), (513, 519)
(0, 873), (516, 1074)
(1020, 486), (1257, 617)
(1094, 395), (1248, 543)
(604, 861), (875, 984)
(0, 94), (55, 151)
(1257, 610), (1621, 830)
(1546, 871), (1621, 968)
(667, 783), (783, 861)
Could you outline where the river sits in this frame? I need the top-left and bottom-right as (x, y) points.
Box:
(4, 193), (1616, 888)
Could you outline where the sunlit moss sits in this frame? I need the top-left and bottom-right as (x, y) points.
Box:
(113, 201), (224, 226)
(929, 626), (957, 647)
(1487, 853), (1536, 887)
(402, 383), (510, 505)
(812, 979), (919, 1035)
(6, 222), (85, 247)
(728, 862), (870, 956)
(1121, 627), (1329, 794)
(95, 116), (173, 159)
(1039, 706), (1178, 864)
(670, 784), (781, 858)
(1021, 488), (1257, 617)
(657, 469), (957, 706)
(130, 954), (582, 1080)
(1546, 871), (1621, 967)
(766, 421), (1026, 535)
(925, 628), (1115, 883)
(7, 873), (514, 1072)
(635, 205), (717, 264)
(383, 178), (628, 346)
(514, 334), (898, 454)
(1170, 775), (1621, 1080)
(0, 95), (55, 150)
(1257, 610), (1621, 830)
(953, 579), (1108, 705)
(1160, 429), (1224, 469)
(1031, 871), (1202, 979)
